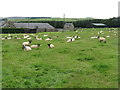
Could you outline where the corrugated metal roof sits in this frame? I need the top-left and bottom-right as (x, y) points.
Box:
(92, 23), (106, 26)
(14, 23), (55, 29)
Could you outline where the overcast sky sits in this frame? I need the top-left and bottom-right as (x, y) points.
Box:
(0, 0), (119, 19)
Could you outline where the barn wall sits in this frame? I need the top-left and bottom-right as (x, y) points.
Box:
(36, 28), (57, 32)
(64, 23), (75, 31)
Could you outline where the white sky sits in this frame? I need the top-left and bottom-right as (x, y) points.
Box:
(0, 0), (119, 19)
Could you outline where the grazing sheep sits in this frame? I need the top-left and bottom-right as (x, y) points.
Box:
(67, 38), (75, 42)
(67, 39), (72, 42)
(106, 35), (110, 38)
(1, 38), (6, 40)
(73, 36), (80, 39)
(30, 34), (35, 36)
(98, 36), (106, 43)
(4, 36), (8, 39)
(31, 44), (41, 48)
(36, 37), (42, 40)
(22, 45), (32, 51)
(8, 34), (11, 37)
(44, 34), (48, 37)
(47, 44), (55, 48)
(24, 35), (29, 39)
(45, 37), (52, 41)
(22, 40), (32, 46)
(91, 36), (98, 39)
(72, 38), (75, 41)
(7, 36), (12, 40)
(15, 36), (21, 40)
(27, 37), (32, 40)
(66, 36), (72, 39)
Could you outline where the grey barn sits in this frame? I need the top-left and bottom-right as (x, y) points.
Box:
(0, 21), (57, 33)
(14, 23), (56, 33)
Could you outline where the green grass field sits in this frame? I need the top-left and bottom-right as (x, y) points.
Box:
(2, 28), (118, 88)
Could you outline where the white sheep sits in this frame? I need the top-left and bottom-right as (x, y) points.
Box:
(15, 36), (21, 40)
(44, 34), (48, 37)
(45, 37), (52, 41)
(91, 36), (98, 39)
(31, 44), (41, 48)
(36, 37), (42, 40)
(73, 36), (80, 39)
(7, 36), (12, 40)
(24, 35), (29, 39)
(67, 38), (75, 42)
(27, 37), (32, 40)
(47, 44), (55, 48)
(106, 36), (110, 38)
(8, 34), (11, 37)
(22, 45), (32, 51)
(66, 36), (72, 39)
(22, 40), (32, 46)
(67, 39), (72, 42)
(98, 36), (106, 43)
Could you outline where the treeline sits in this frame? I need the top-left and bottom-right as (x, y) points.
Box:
(15, 17), (120, 28)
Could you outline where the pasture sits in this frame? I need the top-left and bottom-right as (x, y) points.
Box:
(2, 28), (118, 88)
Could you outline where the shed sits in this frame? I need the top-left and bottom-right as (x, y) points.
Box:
(64, 23), (75, 30)
(92, 23), (107, 28)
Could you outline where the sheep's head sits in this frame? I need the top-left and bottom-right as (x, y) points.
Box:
(22, 45), (25, 49)
(29, 40), (32, 43)
(37, 44), (41, 46)
(47, 44), (50, 46)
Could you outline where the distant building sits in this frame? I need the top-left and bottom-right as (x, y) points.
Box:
(0, 21), (15, 28)
(14, 23), (56, 32)
(64, 23), (75, 30)
(92, 23), (107, 28)
(0, 21), (57, 33)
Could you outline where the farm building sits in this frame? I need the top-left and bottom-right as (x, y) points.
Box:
(14, 23), (56, 33)
(0, 21), (15, 28)
(0, 21), (57, 33)
(64, 23), (75, 30)
(92, 23), (107, 28)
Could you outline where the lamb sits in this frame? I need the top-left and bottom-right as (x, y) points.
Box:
(98, 36), (106, 43)
(31, 44), (41, 48)
(22, 40), (32, 46)
(22, 45), (32, 51)
(47, 44), (55, 48)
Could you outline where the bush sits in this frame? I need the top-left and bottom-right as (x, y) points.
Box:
(1, 28), (25, 33)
